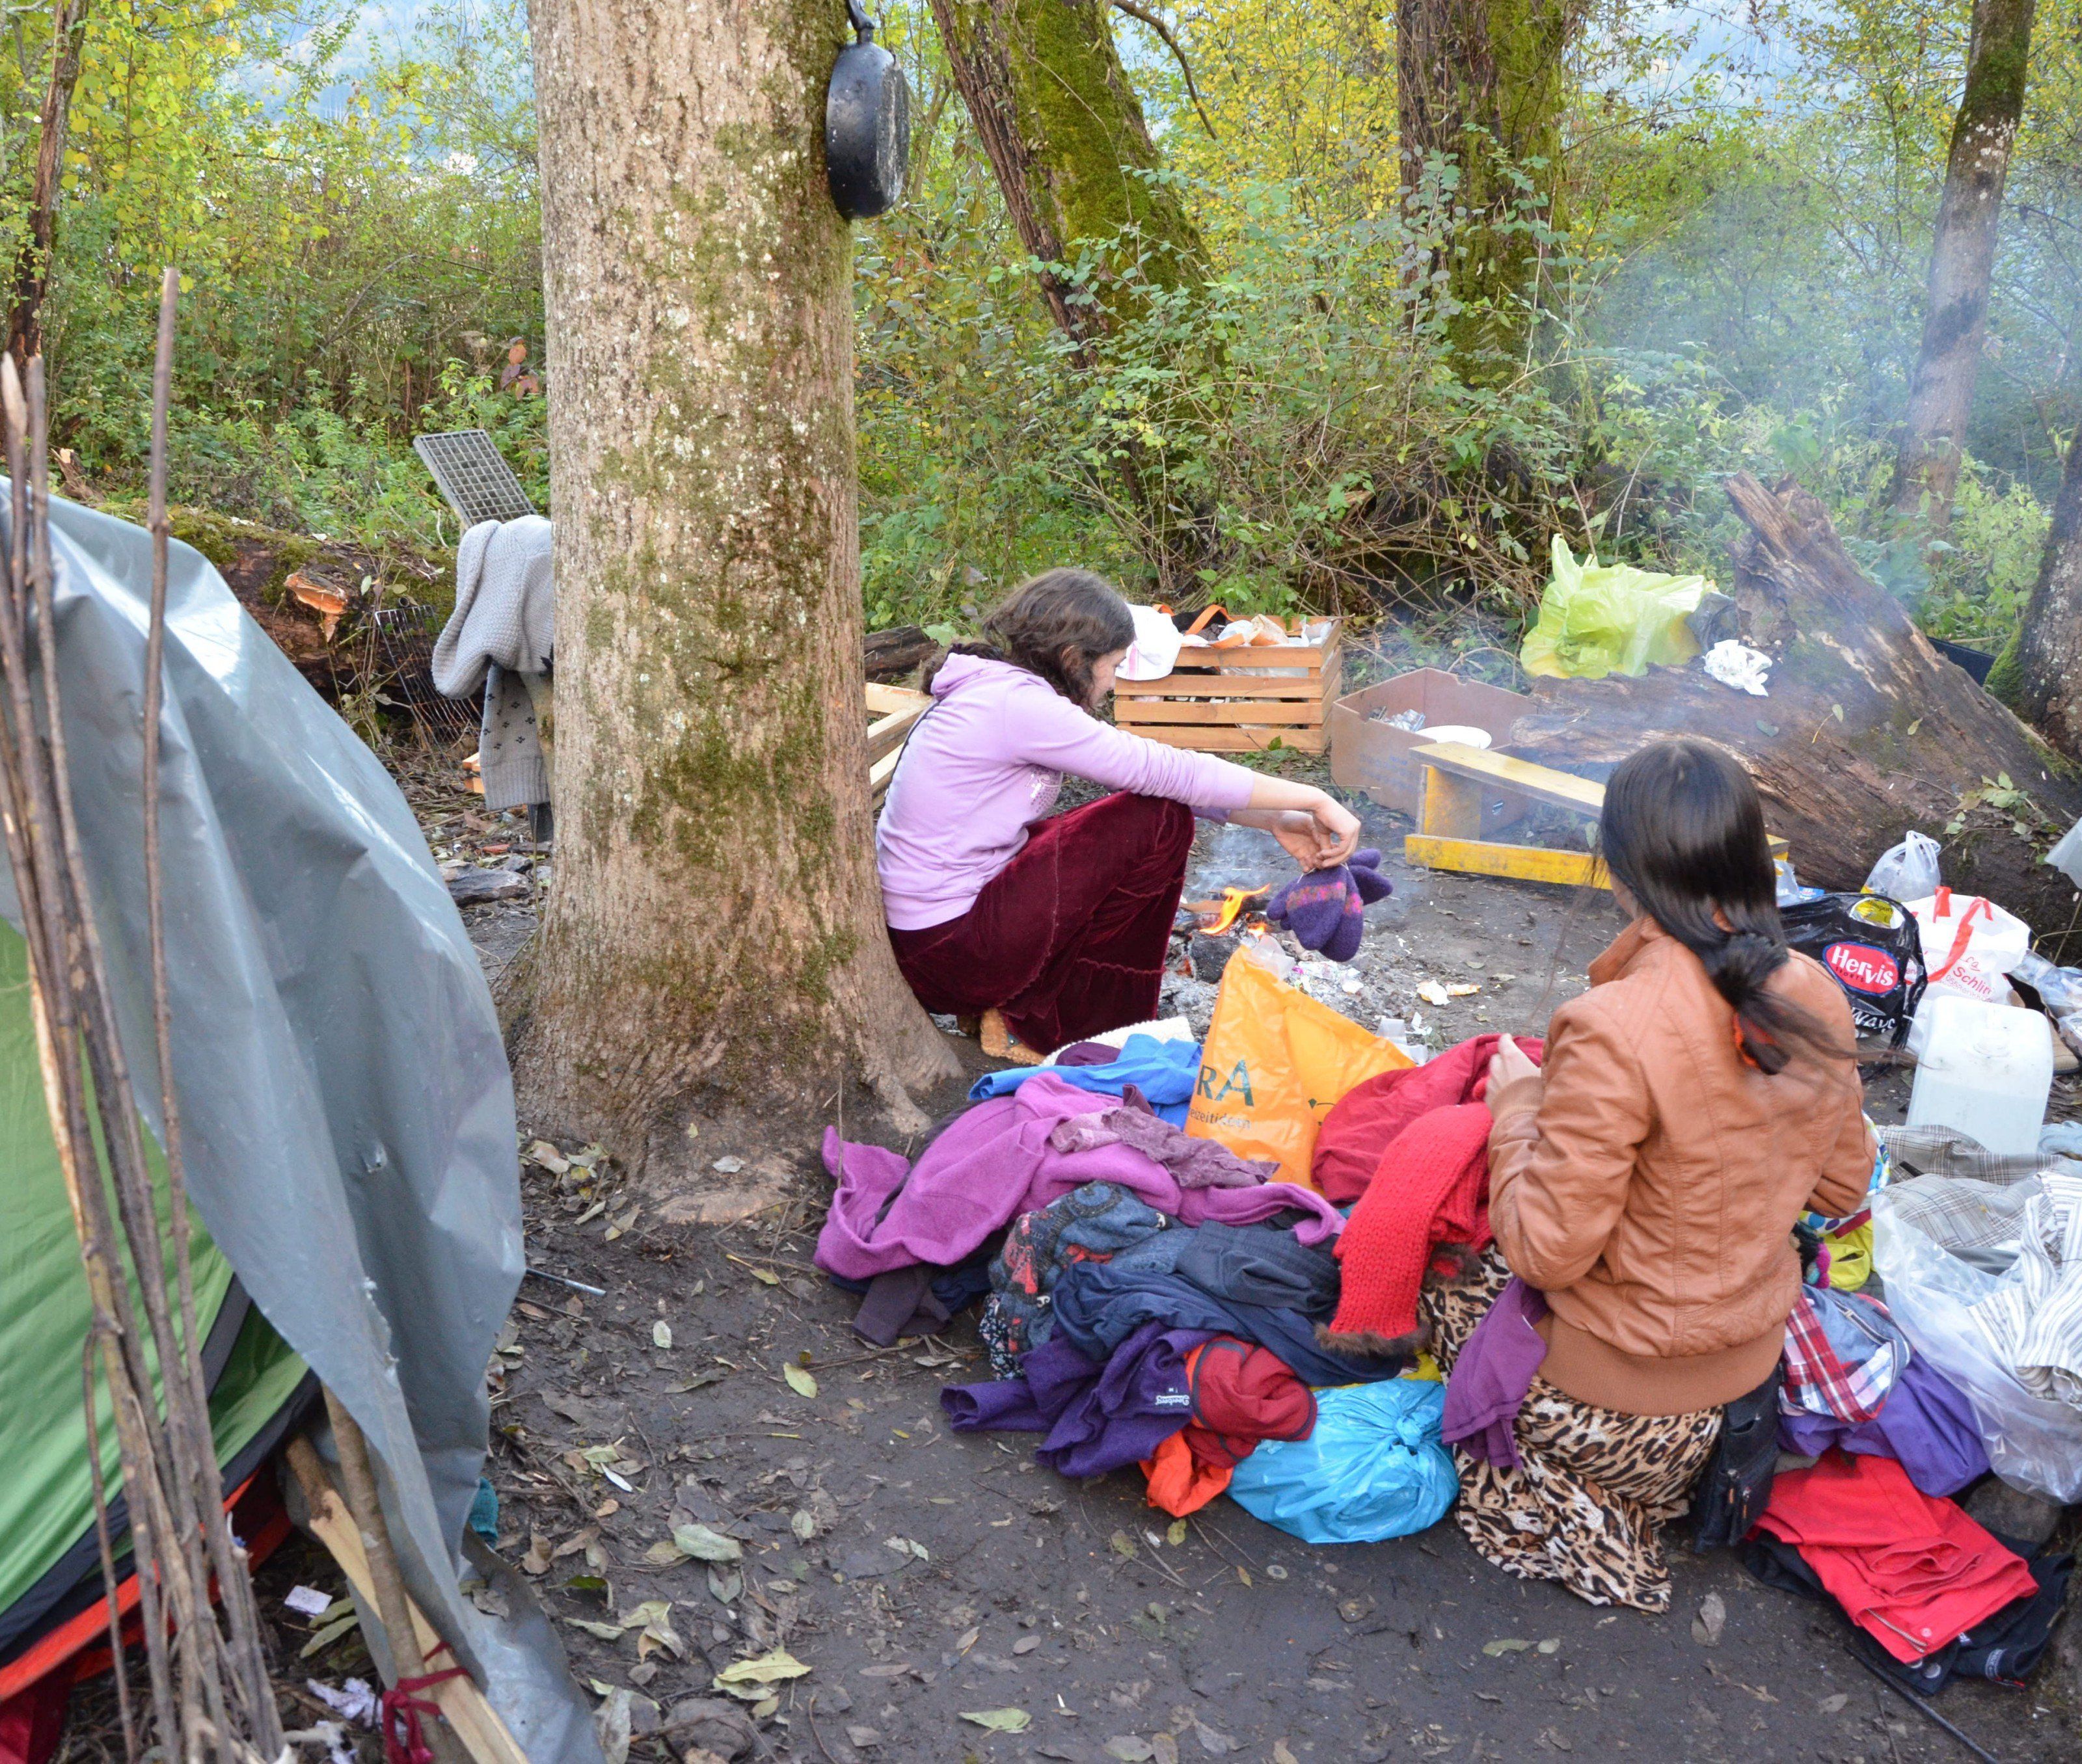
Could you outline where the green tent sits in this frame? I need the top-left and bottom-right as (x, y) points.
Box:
(0, 916), (309, 1670)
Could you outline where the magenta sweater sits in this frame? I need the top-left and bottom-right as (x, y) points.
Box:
(876, 654), (1260, 931)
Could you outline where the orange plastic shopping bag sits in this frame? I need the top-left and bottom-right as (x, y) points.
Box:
(1185, 952), (1412, 1188)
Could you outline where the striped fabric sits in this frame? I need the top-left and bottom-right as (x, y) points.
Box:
(1968, 1173), (2082, 1409)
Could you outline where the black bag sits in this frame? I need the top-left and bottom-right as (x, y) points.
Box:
(1692, 1363), (1783, 1552)
(1779, 890), (1927, 1048)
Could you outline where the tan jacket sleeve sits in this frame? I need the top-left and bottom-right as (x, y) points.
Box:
(1487, 1001), (1653, 1292)
(1805, 1074), (1875, 1219)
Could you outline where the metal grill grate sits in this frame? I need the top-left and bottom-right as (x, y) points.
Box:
(412, 429), (537, 527)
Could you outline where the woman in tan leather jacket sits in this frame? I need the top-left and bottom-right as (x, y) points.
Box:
(1423, 738), (1872, 1612)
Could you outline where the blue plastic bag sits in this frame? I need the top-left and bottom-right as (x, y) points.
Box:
(1226, 1380), (1457, 1545)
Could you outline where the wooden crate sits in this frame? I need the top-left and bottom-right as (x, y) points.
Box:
(867, 682), (932, 803)
(1112, 617), (1341, 753)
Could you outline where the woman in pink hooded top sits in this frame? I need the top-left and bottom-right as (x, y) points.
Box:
(876, 570), (1359, 1060)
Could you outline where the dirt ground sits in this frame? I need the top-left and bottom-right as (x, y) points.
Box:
(180, 753), (2081, 1764)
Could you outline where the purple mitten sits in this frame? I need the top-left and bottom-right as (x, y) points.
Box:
(1265, 848), (1390, 964)
(1264, 867), (1351, 954)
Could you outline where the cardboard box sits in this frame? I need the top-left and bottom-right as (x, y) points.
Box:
(1329, 667), (1534, 831)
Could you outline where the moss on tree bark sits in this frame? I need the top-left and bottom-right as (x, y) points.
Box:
(1889, 0), (2038, 526)
(520, 0), (957, 1169)
(925, 0), (1204, 341)
(1396, 0), (1586, 377)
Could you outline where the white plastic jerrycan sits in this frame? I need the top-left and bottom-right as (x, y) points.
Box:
(1906, 994), (2053, 1158)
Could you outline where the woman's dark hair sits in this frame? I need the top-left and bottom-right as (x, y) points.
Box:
(923, 568), (1135, 708)
(1597, 738), (1848, 1073)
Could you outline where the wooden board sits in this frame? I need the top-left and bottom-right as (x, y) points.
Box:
(1116, 699), (1328, 726)
(1409, 740), (1606, 814)
(1111, 619), (1340, 753)
(865, 683), (930, 803)
(1404, 834), (1606, 888)
(288, 1449), (529, 1764)
(1131, 724), (1327, 754)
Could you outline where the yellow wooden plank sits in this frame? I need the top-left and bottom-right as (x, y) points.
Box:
(864, 682), (931, 715)
(1417, 764), (1485, 840)
(1410, 742), (1605, 815)
(1405, 833), (1608, 889)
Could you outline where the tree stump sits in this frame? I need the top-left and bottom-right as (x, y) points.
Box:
(1507, 473), (2082, 933)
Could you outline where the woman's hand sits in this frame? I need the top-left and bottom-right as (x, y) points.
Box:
(1277, 792), (1360, 869)
(1265, 803), (1351, 870)
(1485, 1034), (1543, 1122)
(1240, 782), (1362, 869)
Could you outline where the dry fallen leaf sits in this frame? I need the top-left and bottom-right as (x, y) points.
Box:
(673, 1523), (742, 1564)
(1104, 1739), (1154, 1763)
(520, 1531), (552, 1577)
(783, 1363), (818, 1400)
(652, 1321), (673, 1349)
(1481, 1638), (1532, 1657)
(960, 1709), (1031, 1734)
(1273, 1743), (1299, 1764)
(714, 1647), (810, 1690)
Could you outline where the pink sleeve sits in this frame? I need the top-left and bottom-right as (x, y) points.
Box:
(1007, 682), (1258, 810)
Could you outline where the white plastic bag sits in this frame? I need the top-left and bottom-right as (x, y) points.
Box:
(1905, 889), (2031, 1009)
(1865, 831), (1941, 903)
(1872, 1184), (2082, 1501)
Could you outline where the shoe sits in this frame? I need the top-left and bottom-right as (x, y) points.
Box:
(980, 1008), (1046, 1066)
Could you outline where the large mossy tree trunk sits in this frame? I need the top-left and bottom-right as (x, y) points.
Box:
(924, 0), (1204, 343)
(1888, 0), (2036, 526)
(1509, 474), (2082, 931)
(521, 0), (958, 1178)
(2010, 433), (2082, 760)
(1396, 0), (1585, 374)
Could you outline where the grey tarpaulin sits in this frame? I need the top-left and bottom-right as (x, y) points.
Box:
(9, 493), (602, 1763)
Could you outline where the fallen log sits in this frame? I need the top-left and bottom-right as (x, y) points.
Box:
(1507, 473), (2082, 934)
(865, 622), (940, 681)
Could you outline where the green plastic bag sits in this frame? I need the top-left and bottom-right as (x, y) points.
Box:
(1519, 537), (1712, 680)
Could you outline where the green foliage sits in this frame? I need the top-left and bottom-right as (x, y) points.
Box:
(16, 0), (2078, 671)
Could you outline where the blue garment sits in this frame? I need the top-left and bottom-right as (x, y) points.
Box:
(1051, 1250), (1403, 1389)
(968, 1034), (1202, 1127)
(1227, 1381), (1459, 1545)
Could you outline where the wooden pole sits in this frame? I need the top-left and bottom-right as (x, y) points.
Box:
(316, 1392), (474, 1764)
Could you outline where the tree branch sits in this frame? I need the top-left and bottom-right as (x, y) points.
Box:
(1107, 0), (1216, 139)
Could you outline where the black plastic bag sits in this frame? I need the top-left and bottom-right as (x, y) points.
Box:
(1779, 890), (1927, 1048)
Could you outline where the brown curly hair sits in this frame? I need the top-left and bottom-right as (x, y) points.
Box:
(925, 568), (1136, 709)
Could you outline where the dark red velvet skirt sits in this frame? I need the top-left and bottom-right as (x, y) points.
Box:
(887, 791), (1195, 1053)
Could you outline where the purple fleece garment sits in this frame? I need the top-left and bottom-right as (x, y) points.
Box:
(816, 1071), (1345, 1281)
(1048, 1106), (1278, 1188)
(1441, 1276), (1549, 1470)
(876, 653), (1258, 931)
(940, 1323), (1210, 1478)
(1776, 1352), (1990, 1497)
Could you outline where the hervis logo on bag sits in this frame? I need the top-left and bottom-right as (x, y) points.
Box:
(1824, 941), (1900, 996)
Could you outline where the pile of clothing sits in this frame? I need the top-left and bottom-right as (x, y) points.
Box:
(1738, 1176), (2074, 1695)
(815, 1032), (1530, 1542)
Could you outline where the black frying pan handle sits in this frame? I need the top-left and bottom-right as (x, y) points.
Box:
(845, 0), (877, 40)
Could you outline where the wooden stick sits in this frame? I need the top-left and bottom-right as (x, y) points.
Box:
(285, 1437), (528, 1764)
(318, 1392), (475, 1764)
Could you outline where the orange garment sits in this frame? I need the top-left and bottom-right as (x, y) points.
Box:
(1140, 1432), (1231, 1517)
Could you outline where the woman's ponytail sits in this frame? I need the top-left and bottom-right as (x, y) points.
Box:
(1598, 740), (1850, 1073)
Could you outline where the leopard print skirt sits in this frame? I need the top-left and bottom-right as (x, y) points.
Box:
(1421, 1250), (1722, 1614)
